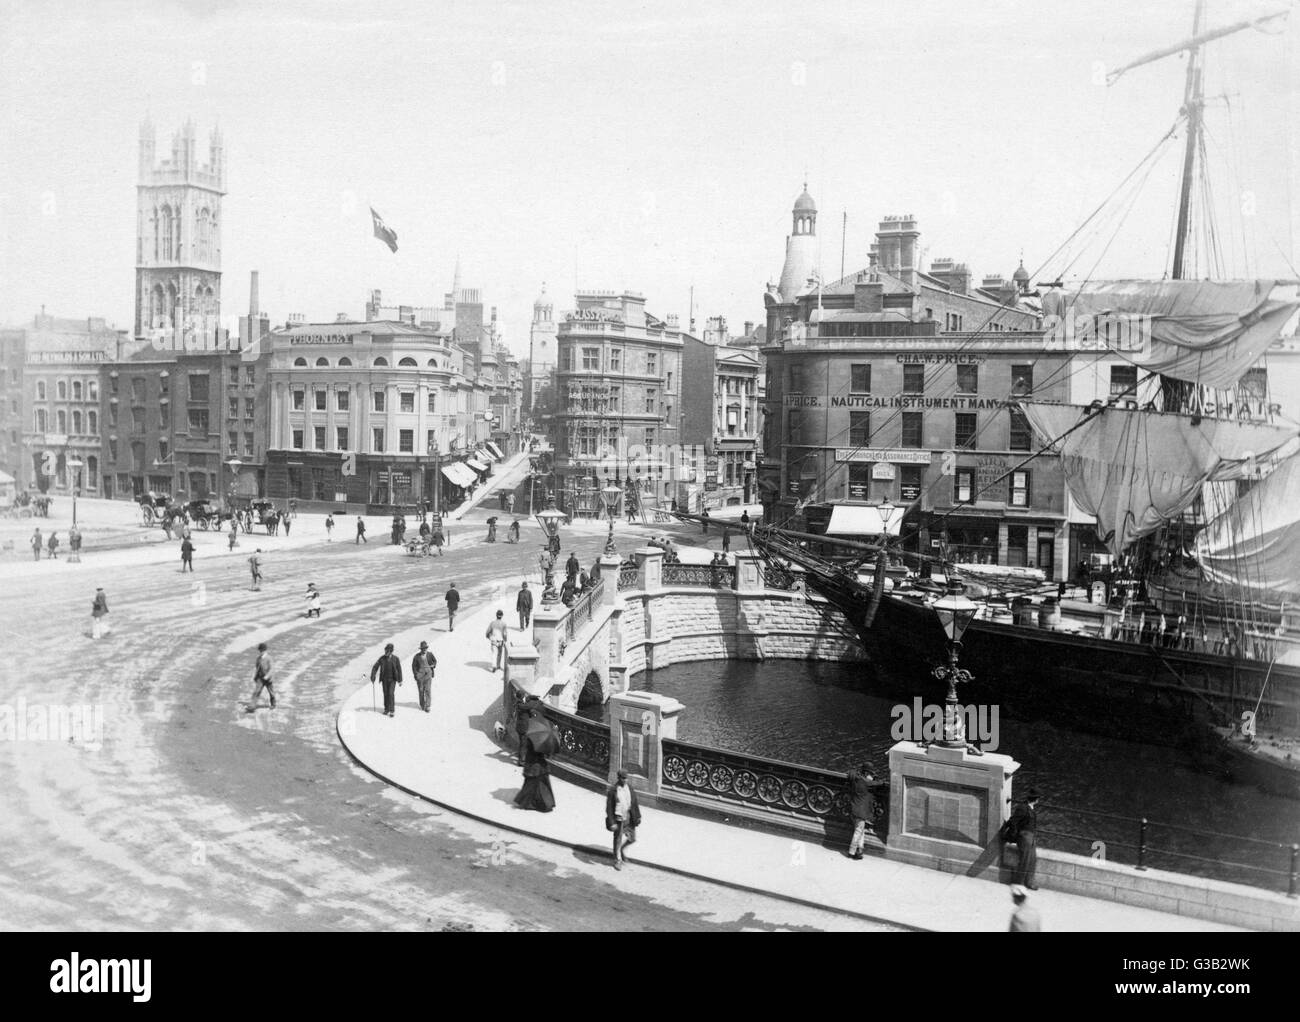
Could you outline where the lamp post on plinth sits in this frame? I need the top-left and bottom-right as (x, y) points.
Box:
(535, 497), (566, 605)
(601, 481), (621, 555)
(225, 457), (243, 508)
(930, 581), (978, 748)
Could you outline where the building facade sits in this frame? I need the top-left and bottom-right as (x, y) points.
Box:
(679, 333), (760, 509)
(761, 187), (1076, 577)
(0, 313), (125, 497)
(263, 319), (496, 511)
(554, 291), (685, 516)
(135, 118), (224, 344)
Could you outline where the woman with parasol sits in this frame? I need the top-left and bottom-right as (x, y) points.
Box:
(514, 705), (559, 812)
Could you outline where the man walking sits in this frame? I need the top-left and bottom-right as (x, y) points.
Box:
(845, 766), (877, 859)
(47, 530), (60, 559)
(325, 513), (334, 541)
(356, 518), (367, 544)
(282, 513), (291, 537)
(31, 527), (42, 561)
(486, 610), (509, 672)
(605, 769), (642, 870)
(1007, 788), (1040, 889)
(516, 581), (533, 630)
(248, 549), (263, 591)
(248, 642), (276, 710)
(228, 520), (238, 551)
(370, 642), (403, 717)
(411, 640), (437, 713)
(565, 551), (579, 578)
(445, 582), (460, 631)
(91, 587), (109, 639)
(1008, 885), (1042, 932)
(180, 535), (194, 572)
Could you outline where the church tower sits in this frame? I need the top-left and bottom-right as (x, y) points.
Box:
(525, 283), (557, 415)
(134, 117), (225, 343)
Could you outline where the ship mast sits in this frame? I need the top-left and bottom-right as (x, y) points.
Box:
(1171, 0), (1207, 282)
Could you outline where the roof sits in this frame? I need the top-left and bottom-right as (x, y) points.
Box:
(793, 187), (816, 212)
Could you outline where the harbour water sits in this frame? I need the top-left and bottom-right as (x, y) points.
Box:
(587, 659), (1300, 892)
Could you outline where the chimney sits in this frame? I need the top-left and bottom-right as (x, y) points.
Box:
(896, 215), (919, 290)
(336, 313), (349, 323)
(743, 321), (754, 336)
(249, 270), (259, 317)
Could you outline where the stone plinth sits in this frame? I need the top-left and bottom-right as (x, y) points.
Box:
(607, 690), (683, 793)
(885, 740), (1019, 880)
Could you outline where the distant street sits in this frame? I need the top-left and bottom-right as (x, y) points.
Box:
(0, 512), (892, 931)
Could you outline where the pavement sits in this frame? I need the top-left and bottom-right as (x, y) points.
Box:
(335, 593), (1242, 932)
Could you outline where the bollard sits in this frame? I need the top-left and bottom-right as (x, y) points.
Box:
(1136, 817), (1148, 871)
(1289, 844), (1298, 899)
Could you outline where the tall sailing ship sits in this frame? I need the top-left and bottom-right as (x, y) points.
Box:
(750, 1), (1300, 797)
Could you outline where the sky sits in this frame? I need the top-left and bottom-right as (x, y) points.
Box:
(1, 0), (1296, 353)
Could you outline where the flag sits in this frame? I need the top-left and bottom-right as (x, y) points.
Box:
(370, 207), (397, 253)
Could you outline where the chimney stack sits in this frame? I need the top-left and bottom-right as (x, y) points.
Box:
(249, 270), (260, 317)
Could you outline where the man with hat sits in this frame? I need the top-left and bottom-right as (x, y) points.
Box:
(248, 642), (275, 710)
(604, 769), (642, 870)
(370, 642), (403, 717)
(411, 640), (437, 713)
(1008, 885), (1041, 932)
(845, 765), (877, 860)
(1008, 788), (1041, 889)
(91, 587), (109, 639)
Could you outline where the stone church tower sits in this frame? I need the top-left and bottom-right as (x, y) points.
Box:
(134, 117), (225, 342)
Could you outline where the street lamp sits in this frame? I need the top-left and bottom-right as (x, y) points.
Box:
(535, 496), (566, 604)
(225, 457), (243, 509)
(876, 498), (896, 533)
(66, 455), (84, 562)
(930, 580), (979, 749)
(601, 480), (622, 555)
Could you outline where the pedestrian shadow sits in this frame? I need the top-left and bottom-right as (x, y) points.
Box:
(967, 839), (1006, 878)
(490, 786), (524, 806)
(465, 660), (496, 672)
(570, 845), (616, 868)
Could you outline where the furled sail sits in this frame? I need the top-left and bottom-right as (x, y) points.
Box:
(1193, 457), (1300, 596)
(1021, 402), (1299, 555)
(1045, 280), (1299, 390)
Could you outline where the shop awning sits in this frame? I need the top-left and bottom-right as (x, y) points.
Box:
(485, 441), (504, 460)
(825, 503), (904, 537)
(454, 463), (479, 486)
(467, 458), (489, 473)
(441, 464), (472, 487)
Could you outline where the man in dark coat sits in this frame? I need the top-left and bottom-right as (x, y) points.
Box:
(370, 642), (403, 717)
(180, 536), (194, 572)
(605, 769), (642, 870)
(565, 552), (579, 578)
(559, 574), (576, 607)
(445, 583), (460, 631)
(1008, 788), (1040, 889)
(248, 642), (275, 710)
(516, 581), (533, 630)
(356, 518), (367, 543)
(845, 767), (877, 859)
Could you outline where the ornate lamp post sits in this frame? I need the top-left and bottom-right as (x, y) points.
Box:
(225, 457), (243, 509)
(600, 480), (622, 555)
(534, 497), (566, 604)
(66, 454), (83, 562)
(876, 497), (895, 533)
(931, 581), (978, 748)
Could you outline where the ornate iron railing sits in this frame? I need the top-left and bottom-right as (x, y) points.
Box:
(661, 563), (737, 589)
(617, 562), (640, 591)
(763, 565), (797, 590)
(563, 579), (604, 642)
(540, 705), (611, 776)
(660, 738), (887, 829)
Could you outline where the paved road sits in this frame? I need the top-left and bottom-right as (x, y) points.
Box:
(0, 518), (896, 931)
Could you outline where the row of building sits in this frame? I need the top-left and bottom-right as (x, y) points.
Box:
(0, 119), (525, 514)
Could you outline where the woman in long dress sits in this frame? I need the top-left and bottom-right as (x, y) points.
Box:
(515, 714), (557, 812)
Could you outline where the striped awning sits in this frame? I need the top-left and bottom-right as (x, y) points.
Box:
(485, 441), (504, 460)
(441, 464), (475, 488)
(467, 458), (489, 472)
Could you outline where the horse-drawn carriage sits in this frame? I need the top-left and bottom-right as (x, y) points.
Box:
(138, 491), (176, 527)
(181, 499), (234, 530)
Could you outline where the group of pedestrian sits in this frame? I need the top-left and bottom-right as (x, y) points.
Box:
(390, 513), (407, 546)
(31, 527), (63, 560)
(368, 638), (439, 716)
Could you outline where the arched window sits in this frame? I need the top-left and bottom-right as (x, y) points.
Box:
(131, 441), (146, 473)
(315, 357), (330, 367)
(398, 356), (418, 367)
(72, 410), (83, 434)
(161, 205), (174, 261)
(36, 381), (46, 400)
(88, 410), (98, 434)
(35, 409), (47, 432)
(338, 357), (352, 366)
(427, 358), (438, 368)
(294, 357), (308, 367)
(57, 379), (67, 400)
(88, 380), (98, 400)
(373, 357), (388, 367)
(72, 380), (83, 401)
(86, 456), (98, 489)
(56, 410), (67, 433)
